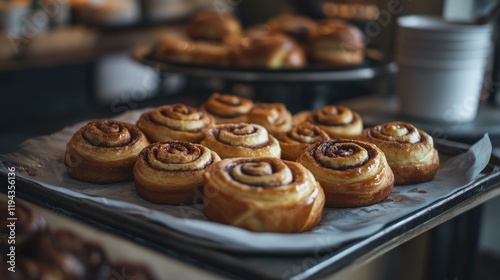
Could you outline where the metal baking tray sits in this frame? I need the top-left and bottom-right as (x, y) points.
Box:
(1, 132), (499, 279)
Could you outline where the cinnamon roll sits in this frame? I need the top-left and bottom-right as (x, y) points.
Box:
(302, 105), (363, 139)
(233, 33), (306, 68)
(137, 103), (214, 143)
(203, 157), (325, 232)
(201, 123), (281, 159)
(277, 122), (329, 161)
(64, 120), (149, 184)
(133, 141), (221, 205)
(37, 229), (110, 280)
(361, 122), (439, 185)
(185, 10), (242, 42)
(247, 103), (293, 136)
(297, 139), (394, 207)
(308, 19), (365, 66)
(200, 92), (253, 124)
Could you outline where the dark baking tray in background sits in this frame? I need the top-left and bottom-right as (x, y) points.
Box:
(2, 138), (500, 280)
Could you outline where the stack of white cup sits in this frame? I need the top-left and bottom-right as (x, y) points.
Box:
(394, 15), (493, 123)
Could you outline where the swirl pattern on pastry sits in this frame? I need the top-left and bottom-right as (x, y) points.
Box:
(134, 141), (220, 205)
(201, 123), (281, 159)
(247, 103), (293, 136)
(277, 122), (329, 161)
(203, 157), (325, 232)
(64, 120), (149, 184)
(297, 139), (394, 207)
(361, 121), (439, 185)
(201, 93), (253, 124)
(305, 105), (363, 139)
(137, 103), (214, 143)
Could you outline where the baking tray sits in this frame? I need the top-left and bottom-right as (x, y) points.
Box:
(1, 116), (500, 279)
(132, 45), (395, 83)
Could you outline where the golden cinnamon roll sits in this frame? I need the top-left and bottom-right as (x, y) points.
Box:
(247, 103), (293, 136)
(361, 122), (439, 185)
(267, 14), (317, 44)
(134, 141), (220, 205)
(201, 123), (281, 159)
(64, 120), (149, 184)
(303, 105), (363, 139)
(201, 92), (253, 124)
(297, 139), (394, 207)
(137, 104), (214, 143)
(203, 157), (325, 232)
(186, 10), (242, 42)
(277, 122), (329, 161)
(233, 33), (306, 68)
(308, 19), (365, 66)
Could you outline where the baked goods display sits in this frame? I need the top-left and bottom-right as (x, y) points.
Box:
(137, 103), (214, 143)
(200, 92), (254, 124)
(308, 19), (365, 66)
(247, 102), (293, 136)
(201, 123), (281, 159)
(64, 120), (150, 184)
(277, 122), (330, 161)
(297, 139), (394, 207)
(361, 121), (440, 185)
(59, 93), (444, 233)
(296, 105), (363, 139)
(203, 157), (325, 232)
(0, 201), (157, 280)
(151, 11), (366, 68)
(134, 141), (221, 205)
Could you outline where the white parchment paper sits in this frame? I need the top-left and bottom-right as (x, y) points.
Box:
(0, 110), (493, 253)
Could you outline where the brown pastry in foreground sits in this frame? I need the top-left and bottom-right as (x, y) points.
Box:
(137, 103), (214, 143)
(0, 201), (46, 251)
(203, 157), (325, 232)
(64, 120), (149, 184)
(134, 141), (220, 205)
(200, 92), (254, 124)
(201, 123), (281, 159)
(297, 139), (394, 207)
(247, 102), (293, 136)
(233, 33), (306, 68)
(361, 121), (439, 185)
(300, 105), (363, 139)
(185, 10), (242, 42)
(308, 19), (365, 66)
(37, 229), (110, 280)
(277, 122), (329, 161)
